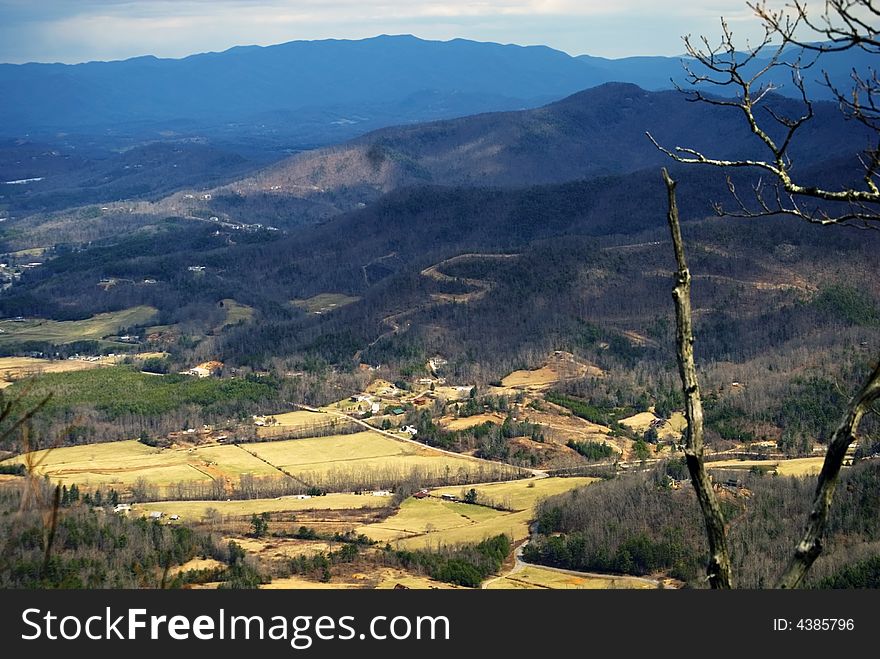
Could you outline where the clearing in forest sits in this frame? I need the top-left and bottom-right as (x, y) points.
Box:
(0, 306), (158, 347)
(292, 293), (361, 314)
(501, 351), (604, 390)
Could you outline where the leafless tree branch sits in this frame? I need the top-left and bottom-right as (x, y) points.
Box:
(662, 168), (734, 589)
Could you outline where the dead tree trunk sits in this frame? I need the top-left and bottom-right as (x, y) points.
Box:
(777, 359), (880, 588)
(662, 168), (733, 589)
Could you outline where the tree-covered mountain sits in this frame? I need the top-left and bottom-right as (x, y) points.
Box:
(231, 82), (872, 209)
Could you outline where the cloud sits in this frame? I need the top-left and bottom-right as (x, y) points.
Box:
(0, 1), (829, 63)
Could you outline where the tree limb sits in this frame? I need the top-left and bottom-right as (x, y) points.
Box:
(776, 357), (880, 588)
(662, 168), (734, 589)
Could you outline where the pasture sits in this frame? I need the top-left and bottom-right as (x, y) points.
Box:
(218, 299), (254, 328)
(0, 306), (158, 346)
(0, 356), (105, 383)
(245, 431), (494, 485)
(1, 440), (286, 492)
(440, 412), (506, 431)
(132, 493), (392, 520)
(431, 476), (597, 512)
(708, 456), (826, 477)
(361, 476), (596, 550)
(485, 565), (656, 590)
(255, 409), (347, 438)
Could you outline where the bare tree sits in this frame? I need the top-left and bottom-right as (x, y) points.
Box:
(653, 1), (880, 588)
(648, 1), (880, 228)
(662, 168), (733, 589)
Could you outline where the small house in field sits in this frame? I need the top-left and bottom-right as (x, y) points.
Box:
(413, 490), (429, 500)
(114, 504), (132, 514)
(148, 511), (163, 520)
(441, 494), (457, 501)
(401, 425), (418, 436)
(169, 514), (180, 521)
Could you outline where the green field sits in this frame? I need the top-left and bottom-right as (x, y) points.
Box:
(361, 477), (596, 549)
(396, 509), (533, 550)
(431, 477), (597, 512)
(6, 366), (279, 419)
(0, 306), (158, 346)
(218, 299), (254, 328)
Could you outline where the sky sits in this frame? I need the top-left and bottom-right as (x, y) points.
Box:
(0, 1), (821, 64)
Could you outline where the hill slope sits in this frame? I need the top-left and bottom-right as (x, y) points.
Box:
(236, 83), (872, 205)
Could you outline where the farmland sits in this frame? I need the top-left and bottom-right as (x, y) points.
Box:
(255, 410), (354, 438)
(132, 493), (392, 520)
(245, 430), (511, 488)
(431, 476), (598, 511)
(0, 305), (158, 347)
(485, 565), (657, 589)
(2, 440), (285, 491)
(360, 477), (595, 549)
(0, 356), (105, 386)
(707, 456), (826, 477)
(0, 428), (519, 496)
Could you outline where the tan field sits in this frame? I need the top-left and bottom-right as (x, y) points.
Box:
(396, 509), (533, 550)
(0, 352), (167, 384)
(0, 356), (105, 382)
(260, 577), (363, 590)
(131, 493), (392, 520)
(431, 477), (596, 512)
(708, 456), (825, 477)
(255, 410), (345, 438)
(519, 404), (613, 444)
(245, 431), (490, 482)
(440, 412), (507, 431)
(620, 410), (687, 441)
(501, 352), (604, 390)
(292, 293), (361, 314)
(485, 566), (657, 590)
(360, 476), (594, 549)
(373, 570), (465, 589)
(358, 497), (506, 542)
(260, 568), (465, 589)
(0, 306), (158, 346)
(3, 440), (286, 492)
(168, 558), (225, 577)
(222, 537), (340, 561)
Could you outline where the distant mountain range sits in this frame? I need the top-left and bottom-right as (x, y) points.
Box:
(0, 35), (873, 144)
